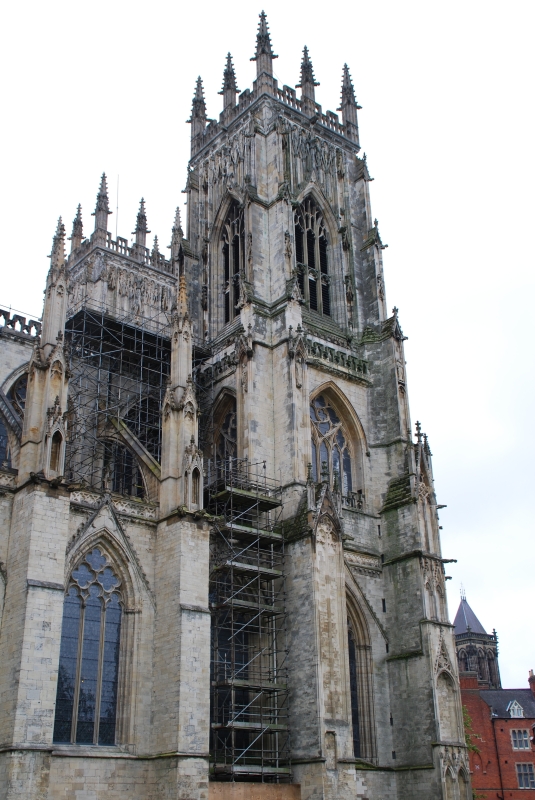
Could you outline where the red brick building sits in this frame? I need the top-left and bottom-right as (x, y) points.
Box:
(454, 596), (535, 797)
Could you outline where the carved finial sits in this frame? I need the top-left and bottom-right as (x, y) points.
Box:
(296, 46), (319, 90)
(219, 52), (239, 109)
(338, 65), (361, 144)
(188, 77), (207, 142)
(133, 198), (150, 248)
(392, 306), (398, 317)
(170, 206), (184, 262)
(190, 76), (206, 118)
(151, 236), (159, 267)
(92, 173), (111, 231)
(423, 433), (432, 457)
(49, 217), (66, 269)
(415, 421), (423, 444)
(460, 584), (466, 601)
(69, 204), (83, 253)
(251, 11), (278, 76)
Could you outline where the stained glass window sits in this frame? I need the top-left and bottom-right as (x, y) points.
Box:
(309, 395), (352, 494)
(0, 416), (11, 469)
(53, 548), (122, 745)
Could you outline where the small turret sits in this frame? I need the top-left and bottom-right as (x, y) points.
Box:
(251, 11), (277, 78)
(92, 173), (111, 233)
(69, 205), (84, 253)
(219, 52), (239, 111)
(296, 46), (319, 116)
(338, 64), (361, 145)
(188, 77), (207, 146)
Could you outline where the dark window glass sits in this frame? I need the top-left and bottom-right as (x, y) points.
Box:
(321, 282), (331, 316)
(319, 236), (328, 274)
(309, 277), (318, 311)
(99, 594), (122, 745)
(52, 589), (82, 743)
(53, 549), (122, 746)
(0, 417), (11, 469)
(295, 225), (304, 264)
(221, 203), (244, 324)
(76, 587), (102, 743)
(348, 620), (361, 757)
(306, 230), (316, 270)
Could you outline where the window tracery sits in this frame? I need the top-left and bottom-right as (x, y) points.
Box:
(310, 394), (352, 493)
(215, 399), (237, 464)
(7, 374), (27, 418)
(53, 548), (122, 745)
(294, 198), (330, 316)
(222, 202), (245, 324)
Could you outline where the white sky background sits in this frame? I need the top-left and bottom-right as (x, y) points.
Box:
(1, 0), (533, 687)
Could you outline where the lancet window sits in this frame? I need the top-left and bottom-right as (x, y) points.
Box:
(310, 394), (352, 494)
(221, 202), (245, 324)
(294, 198), (330, 316)
(347, 617), (361, 758)
(53, 548), (122, 746)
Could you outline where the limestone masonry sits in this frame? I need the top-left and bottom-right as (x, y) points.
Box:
(0, 12), (469, 800)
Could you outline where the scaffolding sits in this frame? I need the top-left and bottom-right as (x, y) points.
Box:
(207, 457), (290, 782)
(64, 305), (172, 496)
(64, 299), (291, 780)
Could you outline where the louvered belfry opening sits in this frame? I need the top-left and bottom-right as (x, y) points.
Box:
(206, 457), (290, 782)
(222, 202), (245, 325)
(294, 197), (330, 316)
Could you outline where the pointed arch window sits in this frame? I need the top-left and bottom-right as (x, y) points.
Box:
(347, 617), (361, 758)
(222, 202), (244, 324)
(294, 198), (330, 316)
(310, 395), (352, 494)
(215, 398), (237, 464)
(53, 548), (122, 745)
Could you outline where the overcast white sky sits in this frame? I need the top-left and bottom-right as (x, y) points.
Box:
(1, 0), (533, 687)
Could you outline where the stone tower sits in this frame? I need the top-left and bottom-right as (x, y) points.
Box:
(0, 13), (470, 800)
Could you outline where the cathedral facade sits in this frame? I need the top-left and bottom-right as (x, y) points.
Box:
(0, 14), (469, 800)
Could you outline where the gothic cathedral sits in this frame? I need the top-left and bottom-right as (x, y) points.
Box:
(0, 13), (469, 800)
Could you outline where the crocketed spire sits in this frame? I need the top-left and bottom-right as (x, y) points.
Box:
(49, 217), (66, 269)
(296, 46), (319, 90)
(92, 173), (111, 232)
(251, 11), (277, 77)
(296, 46), (319, 110)
(188, 77), (208, 144)
(69, 205), (83, 253)
(338, 65), (361, 144)
(133, 198), (150, 248)
(220, 52), (239, 110)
